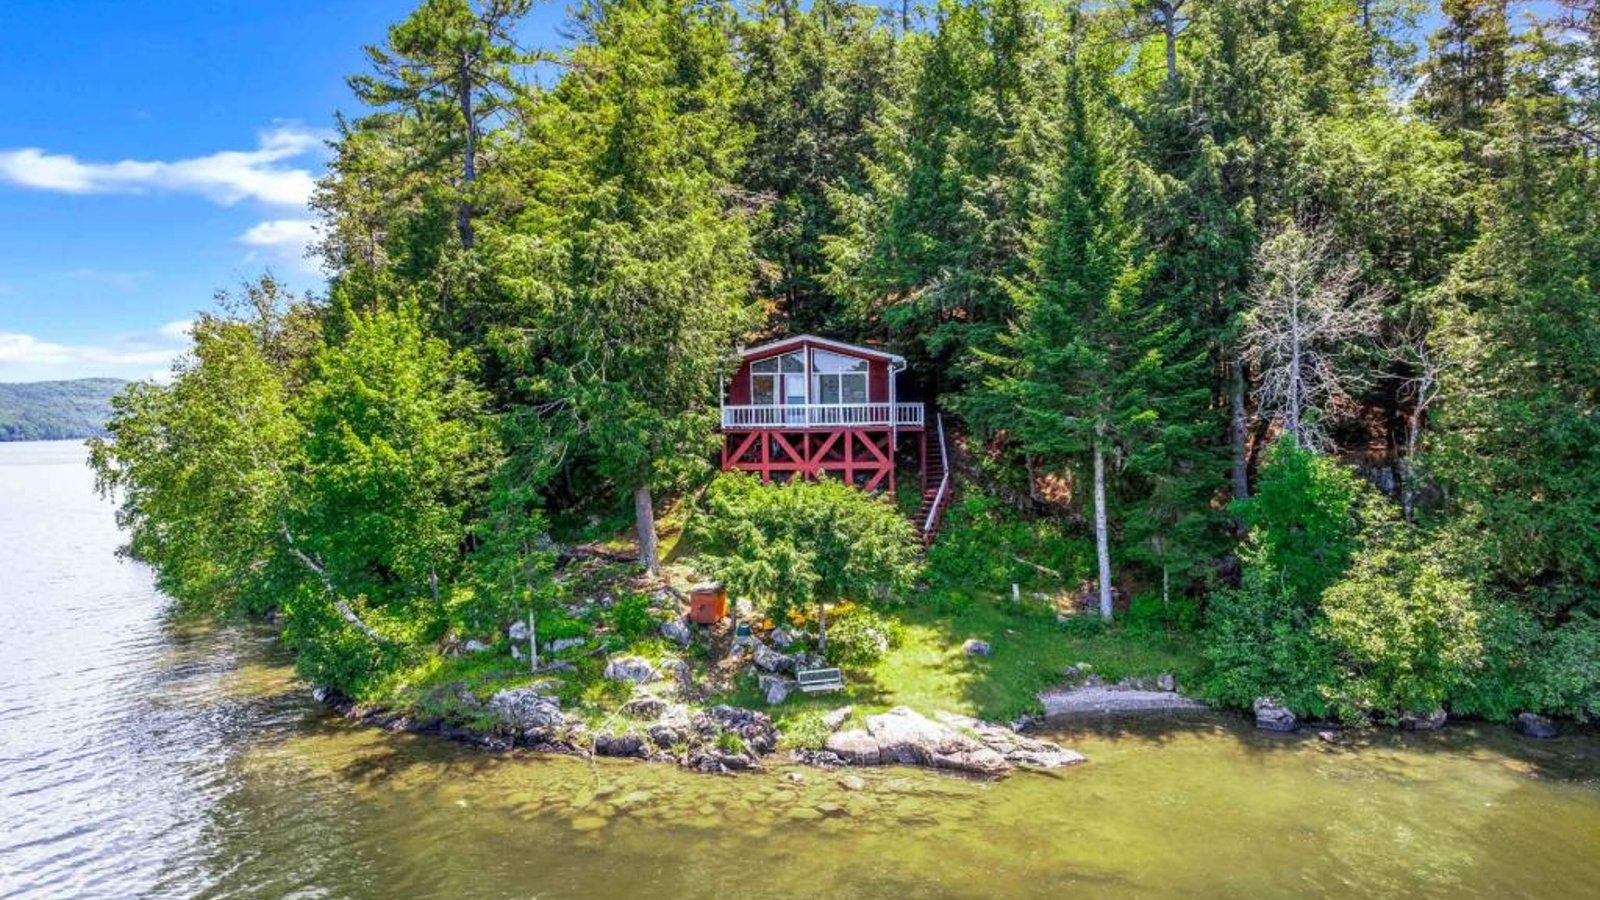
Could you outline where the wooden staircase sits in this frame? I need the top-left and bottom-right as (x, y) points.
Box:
(916, 412), (952, 546)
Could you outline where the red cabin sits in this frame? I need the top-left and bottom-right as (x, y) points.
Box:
(719, 335), (927, 495)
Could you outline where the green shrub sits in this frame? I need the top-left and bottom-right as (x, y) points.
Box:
(1317, 520), (1481, 721)
(777, 712), (832, 750)
(608, 593), (653, 642)
(1122, 593), (1200, 636)
(925, 491), (1092, 597)
(824, 606), (906, 666)
(690, 471), (920, 623)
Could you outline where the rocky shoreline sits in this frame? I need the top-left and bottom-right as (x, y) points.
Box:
(324, 686), (1086, 777)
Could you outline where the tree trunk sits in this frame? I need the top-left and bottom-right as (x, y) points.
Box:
(817, 601), (828, 654)
(634, 484), (660, 575)
(1163, 4), (1178, 86)
(457, 57), (476, 250)
(1092, 434), (1114, 621)
(1230, 358), (1250, 501)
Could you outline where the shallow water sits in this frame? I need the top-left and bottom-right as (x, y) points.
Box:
(2, 440), (1598, 899)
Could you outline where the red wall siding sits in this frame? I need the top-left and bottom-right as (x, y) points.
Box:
(727, 360), (753, 405)
(869, 359), (889, 402)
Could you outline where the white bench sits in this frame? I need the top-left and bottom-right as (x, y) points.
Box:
(797, 667), (845, 693)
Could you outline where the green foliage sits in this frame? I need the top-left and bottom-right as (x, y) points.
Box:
(1318, 517), (1481, 719)
(924, 491), (1092, 596)
(823, 606), (906, 667)
(608, 594), (654, 643)
(776, 710), (834, 750)
(690, 472), (921, 621)
(1234, 437), (1361, 602)
(1200, 439), (1362, 717)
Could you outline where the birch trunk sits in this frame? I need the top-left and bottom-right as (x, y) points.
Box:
(634, 484), (660, 575)
(1092, 435), (1114, 621)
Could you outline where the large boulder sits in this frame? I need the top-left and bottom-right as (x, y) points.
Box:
(621, 695), (668, 719)
(752, 642), (796, 673)
(661, 619), (692, 647)
(1515, 712), (1560, 739)
(769, 627), (799, 650)
(604, 656), (659, 684)
(865, 707), (1009, 776)
(1400, 708), (1448, 732)
(932, 712), (1085, 769)
(594, 731), (647, 758)
(488, 686), (565, 741)
(962, 639), (993, 657)
(545, 637), (585, 654)
(698, 705), (779, 755)
(824, 729), (881, 766)
(759, 674), (797, 706)
(1253, 697), (1298, 732)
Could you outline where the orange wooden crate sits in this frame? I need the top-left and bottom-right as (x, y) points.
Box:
(687, 582), (727, 624)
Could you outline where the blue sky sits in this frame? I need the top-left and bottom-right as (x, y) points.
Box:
(0, 1), (567, 382)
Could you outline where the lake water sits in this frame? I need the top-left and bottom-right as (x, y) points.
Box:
(2, 439), (1598, 899)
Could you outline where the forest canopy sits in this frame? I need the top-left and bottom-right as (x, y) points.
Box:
(91, 0), (1600, 722)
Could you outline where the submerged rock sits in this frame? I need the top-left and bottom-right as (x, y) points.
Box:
(1515, 712), (1560, 739)
(1253, 698), (1298, 732)
(1400, 708), (1447, 732)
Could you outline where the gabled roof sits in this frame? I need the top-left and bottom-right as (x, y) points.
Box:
(734, 334), (905, 366)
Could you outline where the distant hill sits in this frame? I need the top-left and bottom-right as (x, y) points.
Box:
(0, 378), (130, 441)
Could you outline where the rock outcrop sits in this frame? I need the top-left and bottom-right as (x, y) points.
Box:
(1515, 712), (1560, 739)
(604, 656), (659, 684)
(1399, 708), (1447, 732)
(1039, 685), (1208, 717)
(823, 707), (1082, 777)
(1252, 697), (1298, 732)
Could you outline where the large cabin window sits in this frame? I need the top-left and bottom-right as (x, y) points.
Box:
(811, 350), (868, 405)
(751, 351), (806, 407)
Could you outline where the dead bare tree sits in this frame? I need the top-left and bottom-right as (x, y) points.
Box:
(1242, 220), (1386, 451)
(1384, 306), (1455, 521)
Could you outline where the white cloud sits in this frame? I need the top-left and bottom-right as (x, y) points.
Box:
(238, 217), (322, 274)
(239, 217), (319, 249)
(0, 125), (327, 208)
(0, 321), (193, 382)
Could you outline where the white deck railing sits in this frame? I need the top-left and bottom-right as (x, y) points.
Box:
(722, 402), (925, 429)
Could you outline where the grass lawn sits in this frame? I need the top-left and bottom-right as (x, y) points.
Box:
(729, 594), (1207, 732)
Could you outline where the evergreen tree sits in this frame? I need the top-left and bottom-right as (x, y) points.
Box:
(734, 0), (900, 333)
(967, 38), (1186, 619)
(491, 0), (757, 572)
